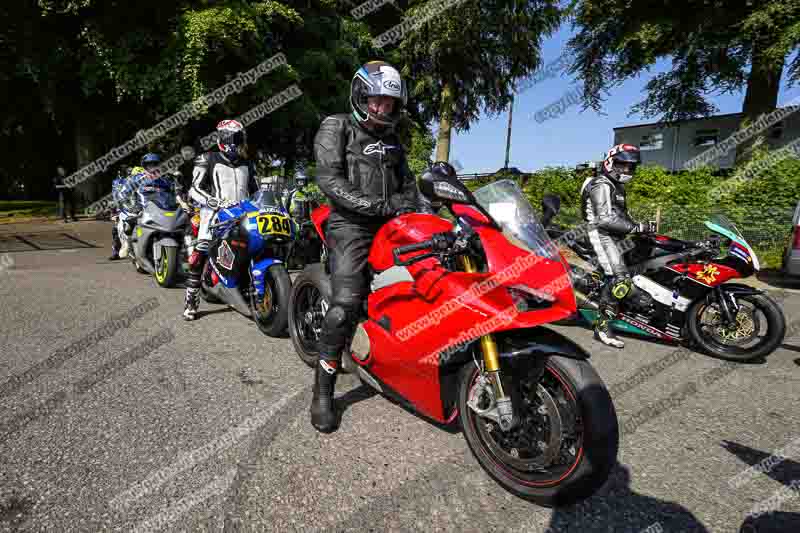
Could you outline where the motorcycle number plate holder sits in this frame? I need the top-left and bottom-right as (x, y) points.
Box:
(256, 214), (291, 236)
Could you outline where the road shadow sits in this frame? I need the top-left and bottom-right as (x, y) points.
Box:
(756, 269), (800, 290)
(546, 463), (711, 532)
(336, 383), (379, 418)
(739, 511), (800, 532)
(780, 343), (800, 354)
(195, 306), (235, 319)
(335, 376), (461, 435)
(721, 440), (800, 490)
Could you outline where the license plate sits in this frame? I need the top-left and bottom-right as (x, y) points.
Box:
(256, 214), (291, 236)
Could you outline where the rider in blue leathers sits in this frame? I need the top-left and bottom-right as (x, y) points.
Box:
(118, 154), (182, 255)
(109, 167), (129, 260)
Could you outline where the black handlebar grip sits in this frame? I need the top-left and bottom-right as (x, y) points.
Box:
(393, 239), (435, 266)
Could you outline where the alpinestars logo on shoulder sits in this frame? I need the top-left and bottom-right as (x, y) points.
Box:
(363, 140), (398, 156)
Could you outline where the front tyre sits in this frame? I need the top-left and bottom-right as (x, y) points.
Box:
(250, 264), (291, 337)
(154, 246), (178, 287)
(458, 355), (618, 507)
(687, 292), (786, 361)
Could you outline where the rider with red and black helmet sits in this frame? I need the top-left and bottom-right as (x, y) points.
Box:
(182, 119), (258, 321)
(310, 60), (417, 433)
(580, 144), (655, 348)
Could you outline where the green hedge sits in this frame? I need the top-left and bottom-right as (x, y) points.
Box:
(466, 152), (800, 269)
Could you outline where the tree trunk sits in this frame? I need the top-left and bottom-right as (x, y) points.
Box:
(74, 112), (99, 206)
(434, 81), (454, 163)
(738, 35), (785, 163)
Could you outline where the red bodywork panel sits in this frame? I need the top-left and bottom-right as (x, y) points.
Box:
(368, 214), (454, 271)
(311, 205), (331, 244)
(309, 206), (576, 423)
(667, 262), (740, 287)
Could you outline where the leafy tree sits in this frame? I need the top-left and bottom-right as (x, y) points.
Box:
(360, 0), (563, 162)
(567, 0), (800, 132)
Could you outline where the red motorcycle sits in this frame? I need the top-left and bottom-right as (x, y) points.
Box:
(288, 176), (619, 506)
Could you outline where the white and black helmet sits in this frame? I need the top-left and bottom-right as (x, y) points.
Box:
(350, 61), (407, 128)
(602, 144), (641, 184)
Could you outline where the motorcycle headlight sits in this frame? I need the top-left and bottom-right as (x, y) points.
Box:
(506, 284), (555, 312)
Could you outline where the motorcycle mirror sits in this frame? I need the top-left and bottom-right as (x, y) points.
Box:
(419, 168), (473, 206)
(541, 194), (561, 227)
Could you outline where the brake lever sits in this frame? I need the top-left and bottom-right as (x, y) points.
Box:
(394, 251), (441, 267)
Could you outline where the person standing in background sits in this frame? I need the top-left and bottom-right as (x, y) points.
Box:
(53, 166), (77, 222)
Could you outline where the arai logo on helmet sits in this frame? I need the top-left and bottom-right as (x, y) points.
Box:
(383, 79), (401, 92)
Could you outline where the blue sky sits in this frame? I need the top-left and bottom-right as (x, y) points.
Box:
(447, 24), (800, 174)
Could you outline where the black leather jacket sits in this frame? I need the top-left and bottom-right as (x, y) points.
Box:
(580, 174), (637, 235)
(313, 114), (416, 223)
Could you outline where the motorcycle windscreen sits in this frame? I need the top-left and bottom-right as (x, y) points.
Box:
(467, 180), (576, 316)
(144, 191), (178, 211)
(704, 214), (760, 271)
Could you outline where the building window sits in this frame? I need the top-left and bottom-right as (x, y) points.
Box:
(769, 121), (784, 140)
(640, 132), (663, 151)
(694, 129), (719, 147)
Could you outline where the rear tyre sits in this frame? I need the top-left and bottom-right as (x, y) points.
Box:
(154, 246), (178, 288)
(288, 264), (332, 369)
(458, 355), (618, 507)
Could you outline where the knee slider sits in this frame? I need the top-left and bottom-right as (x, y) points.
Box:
(188, 250), (207, 268)
(611, 277), (632, 300)
(323, 305), (353, 331)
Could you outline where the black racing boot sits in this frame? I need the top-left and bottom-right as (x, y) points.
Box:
(183, 287), (200, 321)
(311, 359), (339, 433)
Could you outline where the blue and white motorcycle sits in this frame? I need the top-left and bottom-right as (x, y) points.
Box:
(200, 186), (294, 337)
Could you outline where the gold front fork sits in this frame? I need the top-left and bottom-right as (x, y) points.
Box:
(457, 255), (509, 403)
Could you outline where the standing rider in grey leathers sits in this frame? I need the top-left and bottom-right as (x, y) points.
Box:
(580, 144), (655, 348)
(183, 119), (258, 320)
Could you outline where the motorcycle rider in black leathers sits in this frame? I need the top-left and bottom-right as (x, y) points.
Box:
(183, 119), (258, 320)
(580, 144), (655, 348)
(310, 60), (417, 433)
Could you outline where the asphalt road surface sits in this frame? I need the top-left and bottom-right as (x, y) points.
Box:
(1, 220), (799, 533)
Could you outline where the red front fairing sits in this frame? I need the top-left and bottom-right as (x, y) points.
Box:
(359, 211), (577, 423)
(666, 262), (741, 287)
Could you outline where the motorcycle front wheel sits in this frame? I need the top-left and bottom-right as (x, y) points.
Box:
(153, 245), (178, 288)
(458, 354), (618, 507)
(687, 292), (786, 361)
(249, 264), (291, 337)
